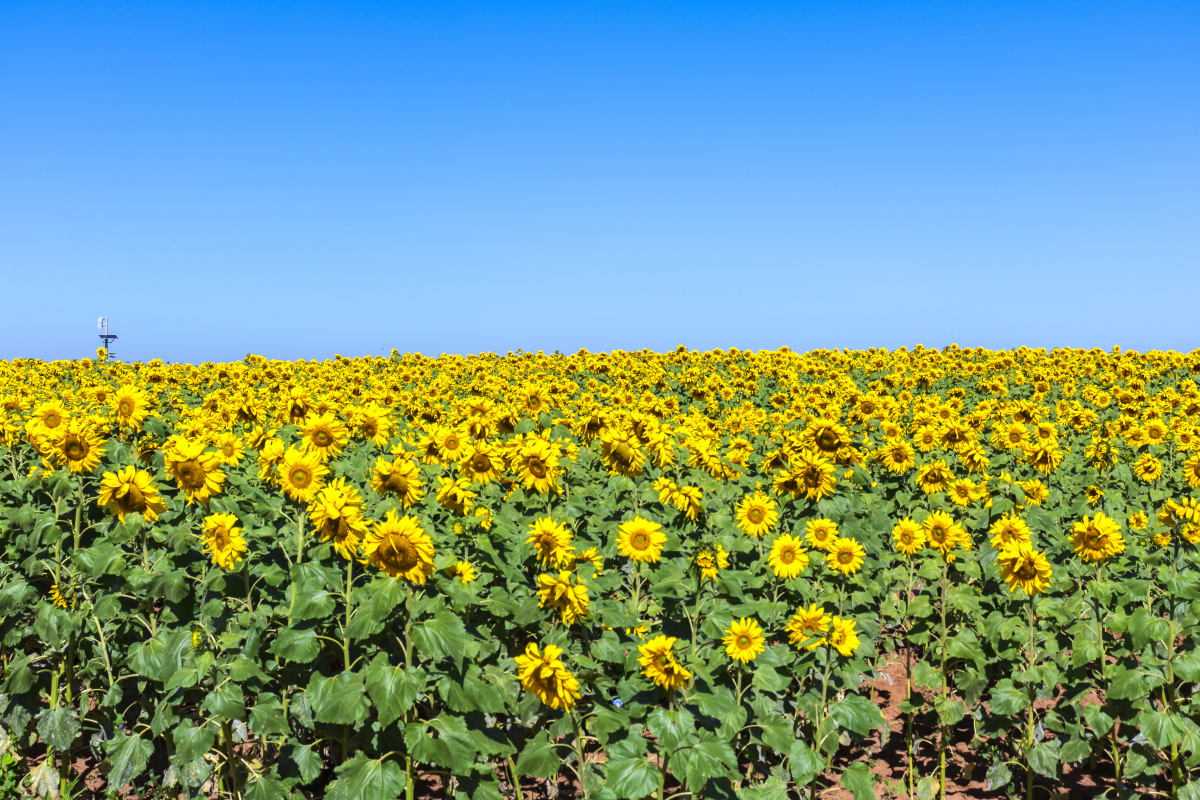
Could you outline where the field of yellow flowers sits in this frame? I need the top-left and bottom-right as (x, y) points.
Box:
(3, 345), (1200, 800)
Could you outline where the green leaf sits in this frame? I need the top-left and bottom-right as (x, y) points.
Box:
(606, 756), (660, 799)
(988, 679), (1029, 715)
(1084, 703), (1115, 736)
(203, 682), (247, 720)
(680, 730), (738, 790)
(828, 694), (886, 737)
(514, 730), (561, 779)
(751, 665), (790, 693)
(1138, 711), (1200, 753)
(737, 775), (789, 799)
(1060, 737), (1092, 764)
(934, 696), (965, 727)
(326, 752), (407, 800)
(173, 719), (215, 763)
(912, 661), (942, 690)
(37, 706), (79, 751)
(269, 626), (321, 664)
(1108, 666), (1150, 701)
(787, 739), (824, 786)
(365, 654), (425, 727)
(307, 671), (369, 726)
(104, 730), (153, 788)
(945, 629), (984, 662)
(249, 694), (289, 736)
(413, 610), (468, 662)
(289, 581), (336, 621)
(405, 715), (477, 772)
(839, 762), (876, 800)
(279, 741), (323, 784)
(756, 712), (795, 755)
(647, 708), (695, 753)
(985, 761), (1011, 791)
(1028, 739), (1060, 777)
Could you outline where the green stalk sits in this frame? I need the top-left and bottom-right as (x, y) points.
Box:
(1026, 595), (1036, 800)
(938, 556), (949, 800)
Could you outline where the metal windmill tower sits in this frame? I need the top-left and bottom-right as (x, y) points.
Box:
(97, 317), (118, 360)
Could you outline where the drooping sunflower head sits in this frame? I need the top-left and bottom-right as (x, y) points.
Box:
(998, 540), (1052, 595)
(785, 604), (830, 650)
(514, 642), (581, 710)
(536, 571), (590, 625)
(826, 616), (861, 657)
(97, 465), (166, 523)
(526, 517), (574, 567)
(370, 457), (425, 507)
(200, 512), (247, 570)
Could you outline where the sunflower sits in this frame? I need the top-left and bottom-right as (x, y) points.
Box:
(997, 541), (1052, 595)
(165, 438), (227, 505)
(53, 420), (105, 473)
(723, 617), (766, 663)
(536, 571), (590, 624)
(1020, 480), (1049, 506)
(996, 423), (1028, 450)
(1183, 455), (1200, 489)
(1084, 485), (1105, 506)
(111, 385), (152, 429)
(1134, 453), (1163, 483)
(278, 447), (328, 504)
(599, 427), (646, 478)
(370, 456), (426, 507)
(946, 477), (983, 507)
(473, 506), (494, 531)
(1071, 513), (1125, 563)
(526, 517), (574, 568)
(735, 492), (778, 538)
(913, 425), (941, 452)
(891, 518), (925, 555)
(514, 643), (580, 710)
(783, 450), (837, 501)
(301, 413), (349, 459)
(444, 561), (478, 584)
(874, 438), (915, 474)
(923, 511), (969, 560)
(785, 604), (830, 650)
(825, 537), (865, 576)
(212, 432), (245, 466)
(200, 513), (248, 570)
(1128, 510), (1148, 530)
(308, 479), (369, 560)
(355, 405), (393, 448)
(431, 426), (468, 464)
(916, 461), (954, 494)
(671, 485), (705, 521)
(457, 441), (504, 484)
(617, 517), (666, 564)
(97, 466), (167, 523)
(256, 438), (286, 483)
(1144, 419), (1169, 445)
(695, 544), (730, 580)
(513, 438), (562, 493)
(435, 476), (477, 515)
(1024, 442), (1064, 475)
(827, 617), (861, 657)
(363, 511), (435, 584)
(28, 399), (69, 436)
(49, 582), (77, 610)
(574, 546), (604, 575)
(638, 635), (692, 691)
(804, 518), (839, 551)
(768, 534), (809, 579)
(989, 513), (1032, 549)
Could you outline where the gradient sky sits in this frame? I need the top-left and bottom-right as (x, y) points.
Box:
(2, 1), (1197, 363)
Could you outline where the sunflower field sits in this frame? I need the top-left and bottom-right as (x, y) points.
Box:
(3, 346), (1200, 800)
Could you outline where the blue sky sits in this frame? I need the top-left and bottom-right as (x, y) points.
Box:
(1, 1), (1197, 362)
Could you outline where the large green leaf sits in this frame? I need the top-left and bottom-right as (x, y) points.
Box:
(405, 714), (477, 771)
(364, 654), (425, 727)
(647, 707), (696, 753)
(37, 706), (79, 751)
(307, 671), (369, 726)
(839, 762), (876, 800)
(104, 730), (153, 788)
(413, 610), (468, 662)
(606, 756), (660, 799)
(828, 694), (886, 737)
(173, 719), (215, 763)
(269, 626), (321, 664)
(326, 752), (407, 800)
(514, 730), (561, 779)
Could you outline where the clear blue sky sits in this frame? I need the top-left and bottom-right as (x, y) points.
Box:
(2, 1), (1197, 362)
